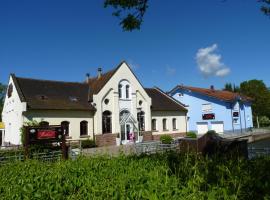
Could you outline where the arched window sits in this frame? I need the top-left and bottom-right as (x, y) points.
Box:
(80, 121), (88, 136)
(118, 84), (122, 98)
(152, 119), (157, 131)
(126, 85), (130, 99)
(137, 111), (145, 131)
(102, 111), (112, 134)
(172, 118), (177, 130)
(39, 121), (49, 127)
(162, 119), (167, 131)
(61, 121), (70, 136)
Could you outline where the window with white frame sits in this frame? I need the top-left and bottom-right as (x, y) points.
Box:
(152, 119), (157, 131)
(126, 85), (130, 99)
(162, 118), (167, 130)
(202, 103), (212, 113)
(118, 84), (122, 98)
(172, 118), (177, 130)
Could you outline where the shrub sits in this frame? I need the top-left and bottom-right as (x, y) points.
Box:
(186, 131), (197, 138)
(259, 116), (270, 127)
(160, 134), (173, 144)
(0, 153), (269, 199)
(81, 139), (97, 149)
(206, 130), (217, 136)
(20, 120), (40, 146)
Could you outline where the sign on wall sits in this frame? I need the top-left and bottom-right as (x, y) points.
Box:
(202, 113), (215, 120)
(24, 125), (67, 159)
(26, 125), (63, 144)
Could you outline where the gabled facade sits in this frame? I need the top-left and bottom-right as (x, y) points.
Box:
(2, 61), (187, 146)
(169, 85), (253, 134)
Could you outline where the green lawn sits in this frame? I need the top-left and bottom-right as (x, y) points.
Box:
(0, 153), (269, 199)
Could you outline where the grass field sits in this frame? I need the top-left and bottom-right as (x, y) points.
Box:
(0, 152), (269, 199)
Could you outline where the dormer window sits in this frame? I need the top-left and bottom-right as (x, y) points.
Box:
(126, 85), (130, 99)
(118, 84), (122, 98)
(69, 96), (79, 102)
(39, 95), (48, 100)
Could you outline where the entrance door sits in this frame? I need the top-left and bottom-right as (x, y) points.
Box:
(121, 123), (133, 144)
(197, 122), (208, 134)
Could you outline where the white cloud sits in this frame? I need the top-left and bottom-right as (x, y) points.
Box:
(196, 44), (230, 77)
(166, 65), (176, 76)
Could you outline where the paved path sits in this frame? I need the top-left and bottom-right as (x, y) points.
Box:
(82, 144), (136, 156)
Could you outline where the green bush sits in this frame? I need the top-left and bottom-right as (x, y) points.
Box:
(0, 153), (269, 199)
(186, 131), (197, 138)
(160, 134), (173, 144)
(259, 116), (270, 127)
(206, 130), (217, 136)
(81, 139), (97, 149)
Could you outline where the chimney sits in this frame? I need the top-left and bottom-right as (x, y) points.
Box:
(97, 67), (102, 79)
(210, 85), (215, 90)
(86, 73), (90, 83)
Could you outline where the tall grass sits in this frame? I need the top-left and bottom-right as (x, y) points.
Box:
(0, 152), (269, 199)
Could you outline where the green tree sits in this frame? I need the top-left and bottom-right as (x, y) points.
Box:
(223, 83), (240, 93)
(240, 79), (270, 127)
(223, 83), (233, 92)
(104, 0), (270, 31)
(104, 0), (148, 31)
(0, 83), (6, 121)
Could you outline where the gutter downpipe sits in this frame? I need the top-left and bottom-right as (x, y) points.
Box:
(239, 101), (243, 134)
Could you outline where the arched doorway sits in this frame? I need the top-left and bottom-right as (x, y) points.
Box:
(119, 110), (137, 144)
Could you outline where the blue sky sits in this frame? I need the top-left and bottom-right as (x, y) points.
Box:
(0, 0), (270, 91)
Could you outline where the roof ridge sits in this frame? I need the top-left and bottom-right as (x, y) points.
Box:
(14, 75), (87, 85)
(153, 87), (188, 111)
(88, 60), (126, 81)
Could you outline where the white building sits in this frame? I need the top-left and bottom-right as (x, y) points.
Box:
(2, 61), (187, 146)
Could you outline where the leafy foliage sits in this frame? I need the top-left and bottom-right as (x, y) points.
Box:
(186, 131), (197, 138)
(104, 0), (148, 31)
(104, 1), (270, 31)
(160, 134), (173, 144)
(223, 83), (240, 92)
(20, 120), (40, 146)
(260, 0), (270, 16)
(0, 83), (7, 121)
(240, 79), (270, 118)
(259, 116), (270, 127)
(0, 153), (269, 199)
(81, 139), (97, 149)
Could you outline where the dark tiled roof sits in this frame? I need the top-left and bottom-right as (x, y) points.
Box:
(13, 75), (95, 111)
(145, 88), (187, 112)
(170, 85), (252, 102)
(88, 68), (118, 98)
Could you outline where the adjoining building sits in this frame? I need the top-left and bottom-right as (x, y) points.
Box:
(168, 85), (253, 134)
(2, 61), (187, 146)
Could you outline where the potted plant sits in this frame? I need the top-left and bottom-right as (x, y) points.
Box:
(116, 133), (121, 146)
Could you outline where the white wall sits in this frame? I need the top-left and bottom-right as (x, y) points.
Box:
(151, 111), (187, 135)
(24, 110), (94, 140)
(2, 76), (27, 145)
(93, 62), (152, 134)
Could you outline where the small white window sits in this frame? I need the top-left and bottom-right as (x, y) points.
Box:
(202, 103), (212, 113)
